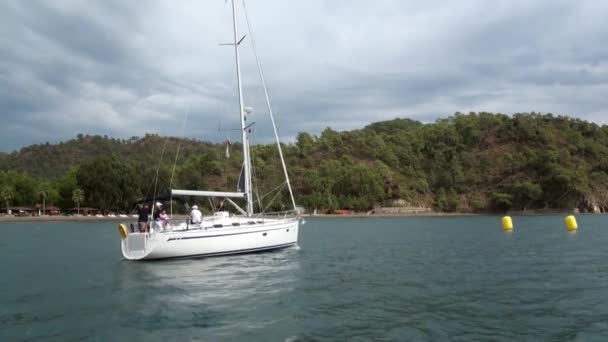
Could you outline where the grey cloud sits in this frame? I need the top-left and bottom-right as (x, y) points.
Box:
(1, 0), (607, 152)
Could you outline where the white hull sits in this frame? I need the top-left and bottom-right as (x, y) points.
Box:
(121, 215), (300, 260)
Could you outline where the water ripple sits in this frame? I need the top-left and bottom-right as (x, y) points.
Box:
(2, 216), (608, 340)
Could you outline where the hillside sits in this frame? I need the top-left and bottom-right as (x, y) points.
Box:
(1, 112), (608, 213)
(0, 134), (220, 179)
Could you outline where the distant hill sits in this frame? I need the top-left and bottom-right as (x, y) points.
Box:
(0, 134), (220, 179)
(1, 112), (608, 213)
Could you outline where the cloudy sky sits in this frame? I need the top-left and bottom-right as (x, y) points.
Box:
(1, 0), (607, 152)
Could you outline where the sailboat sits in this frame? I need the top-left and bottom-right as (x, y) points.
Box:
(118, 0), (301, 261)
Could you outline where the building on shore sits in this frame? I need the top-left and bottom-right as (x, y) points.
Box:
(68, 207), (101, 216)
(35, 204), (62, 216)
(0, 206), (37, 216)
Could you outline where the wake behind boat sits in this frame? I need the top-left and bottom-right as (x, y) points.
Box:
(118, 0), (301, 261)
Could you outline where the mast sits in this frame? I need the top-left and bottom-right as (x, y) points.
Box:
(231, 0), (254, 216)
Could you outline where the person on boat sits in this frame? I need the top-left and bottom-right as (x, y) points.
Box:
(159, 207), (170, 227)
(137, 203), (150, 232)
(153, 201), (163, 222)
(216, 199), (225, 212)
(190, 205), (202, 224)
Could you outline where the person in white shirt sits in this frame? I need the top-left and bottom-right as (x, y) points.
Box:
(190, 205), (202, 224)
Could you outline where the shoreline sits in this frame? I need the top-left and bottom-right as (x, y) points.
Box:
(1, 211), (604, 223)
(306, 212), (482, 218)
(0, 215), (189, 223)
(308, 211), (607, 218)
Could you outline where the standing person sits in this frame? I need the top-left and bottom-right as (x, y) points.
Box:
(190, 205), (202, 224)
(153, 202), (163, 222)
(137, 203), (150, 232)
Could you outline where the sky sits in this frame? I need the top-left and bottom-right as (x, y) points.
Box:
(1, 0), (607, 152)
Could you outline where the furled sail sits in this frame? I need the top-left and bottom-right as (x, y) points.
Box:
(237, 163), (245, 193)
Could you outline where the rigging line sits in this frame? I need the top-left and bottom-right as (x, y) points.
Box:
(208, 197), (215, 213)
(151, 137), (169, 219)
(248, 132), (264, 213)
(257, 181), (287, 201)
(254, 181), (287, 213)
(259, 183), (286, 216)
(252, 158), (263, 213)
(248, 129), (287, 209)
(242, 0), (297, 211)
(168, 110), (190, 216)
(141, 158), (159, 205)
(253, 176), (263, 213)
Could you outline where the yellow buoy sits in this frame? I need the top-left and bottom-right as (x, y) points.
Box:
(118, 223), (128, 239)
(565, 215), (578, 231)
(502, 216), (513, 231)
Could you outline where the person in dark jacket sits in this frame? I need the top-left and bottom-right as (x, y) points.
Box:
(137, 203), (150, 232)
(216, 199), (225, 212)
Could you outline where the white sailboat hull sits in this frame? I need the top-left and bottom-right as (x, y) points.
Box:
(121, 216), (299, 260)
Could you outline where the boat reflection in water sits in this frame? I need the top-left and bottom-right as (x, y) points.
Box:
(111, 248), (301, 338)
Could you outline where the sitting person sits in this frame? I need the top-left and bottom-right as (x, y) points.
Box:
(153, 201), (163, 222)
(216, 199), (225, 212)
(158, 208), (170, 227)
(190, 205), (202, 224)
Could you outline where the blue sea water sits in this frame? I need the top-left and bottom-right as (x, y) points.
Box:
(1, 215), (608, 341)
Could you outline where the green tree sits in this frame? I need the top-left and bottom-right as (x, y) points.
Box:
(434, 188), (447, 211)
(2, 111), (608, 214)
(302, 192), (324, 213)
(445, 188), (460, 212)
(1, 186), (15, 214)
(77, 156), (139, 211)
(55, 167), (79, 210)
(295, 132), (315, 156)
(489, 192), (512, 212)
(509, 180), (542, 210)
(36, 182), (55, 215)
(72, 188), (85, 215)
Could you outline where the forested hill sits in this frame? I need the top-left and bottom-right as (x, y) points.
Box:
(1, 112), (608, 213)
(0, 134), (218, 179)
